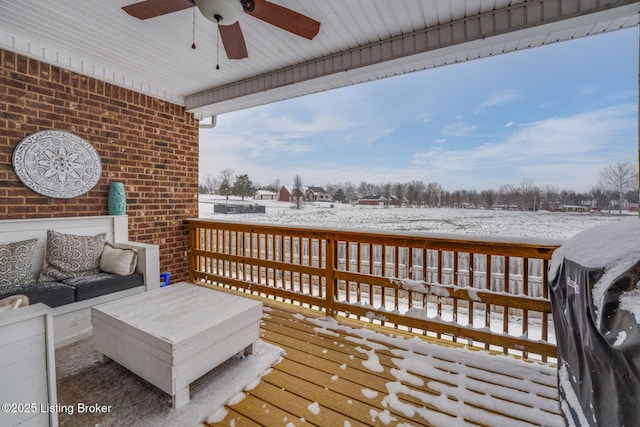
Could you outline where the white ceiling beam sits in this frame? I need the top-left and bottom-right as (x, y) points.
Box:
(186, 0), (640, 118)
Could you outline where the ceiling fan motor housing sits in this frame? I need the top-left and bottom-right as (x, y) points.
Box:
(196, 0), (243, 25)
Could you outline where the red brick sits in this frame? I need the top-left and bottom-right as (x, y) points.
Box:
(0, 49), (199, 283)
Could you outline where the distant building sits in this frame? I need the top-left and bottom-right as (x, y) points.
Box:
(358, 195), (386, 206)
(255, 190), (278, 200)
(389, 196), (402, 206)
(278, 186), (291, 202)
(562, 205), (590, 212)
(306, 187), (331, 202)
(279, 186), (305, 202)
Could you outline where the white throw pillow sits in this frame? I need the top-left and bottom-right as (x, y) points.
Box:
(99, 243), (138, 276)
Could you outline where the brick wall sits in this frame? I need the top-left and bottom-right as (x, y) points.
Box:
(0, 49), (199, 282)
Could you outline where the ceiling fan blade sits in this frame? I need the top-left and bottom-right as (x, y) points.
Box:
(122, 0), (194, 20)
(219, 22), (248, 59)
(247, 0), (320, 40)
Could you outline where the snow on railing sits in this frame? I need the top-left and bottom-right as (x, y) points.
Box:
(186, 219), (561, 361)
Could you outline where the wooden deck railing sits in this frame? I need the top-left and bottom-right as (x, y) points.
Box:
(186, 219), (562, 361)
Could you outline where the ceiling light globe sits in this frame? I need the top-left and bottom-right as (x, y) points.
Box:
(195, 0), (243, 25)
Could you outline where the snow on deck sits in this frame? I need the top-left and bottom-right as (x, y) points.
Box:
(309, 316), (562, 426)
(210, 302), (564, 427)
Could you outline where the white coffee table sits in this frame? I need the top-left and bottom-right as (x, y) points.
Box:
(91, 282), (263, 408)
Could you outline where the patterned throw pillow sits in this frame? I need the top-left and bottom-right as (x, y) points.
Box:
(38, 231), (107, 282)
(0, 238), (38, 288)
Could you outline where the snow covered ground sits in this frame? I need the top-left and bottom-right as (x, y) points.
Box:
(199, 195), (636, 240)
(197, 193), (638, 348)
(197, 195), (640, 426)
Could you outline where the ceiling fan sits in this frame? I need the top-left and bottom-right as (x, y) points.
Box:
(122, 0), (321, 60)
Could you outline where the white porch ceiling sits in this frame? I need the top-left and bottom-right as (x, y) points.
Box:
(1, 0), (638, 120)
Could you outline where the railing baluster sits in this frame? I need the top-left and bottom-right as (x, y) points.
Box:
(249, 232), (260, 283)
(356, 242), (362, 308)
(485, 254), (491, 351)
(394, 245), (400, 323)
(345, 240), (351, 304)
(452, 251), (459, 325)
(468, 252), (475, 330)
(318, 239), (324, 300)
(503, 255), (510, 353)
(522, 257), (530, 358)
(234, 231), (239, 281)
(257, 233), (263, 286)
(369, 243), (374, 310)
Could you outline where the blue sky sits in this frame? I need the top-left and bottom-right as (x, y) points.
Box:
(199, 27), (638, 193)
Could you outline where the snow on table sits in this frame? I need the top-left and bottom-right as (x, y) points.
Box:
(91, 283), (263, 408)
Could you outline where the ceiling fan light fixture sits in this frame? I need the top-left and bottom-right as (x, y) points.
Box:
(195, 0), (243, 25)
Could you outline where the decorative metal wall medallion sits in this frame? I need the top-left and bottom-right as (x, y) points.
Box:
(13, 130), (102, 199)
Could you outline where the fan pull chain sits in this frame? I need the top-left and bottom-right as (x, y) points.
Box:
(215, 15), (221, 70)
(191, 6), (196, 49)
(216, 26), (220, 70)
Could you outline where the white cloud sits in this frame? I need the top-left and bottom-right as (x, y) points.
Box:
(412, 105), (636, 190)
(575, 84), (598, 96)
(344, 127), (394, 145)
(441, 121), (477, 137)
(200, 105), (359, 160)
(474, 89), (518, 114)
(416, 113), (432, 124)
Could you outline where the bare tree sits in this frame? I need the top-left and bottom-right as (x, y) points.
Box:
(393, 182), (405, 204)
(293, 174), (304, 209)
(264, 178), (280, 193)
(406, 180), (425, 207)
(202, 174), (218, 194)
(424, 182), (442, 207)
(559, 189), (577, 207)
(357, 181), (377, 198)
(497, 184), (517, 209)
(589, 185), (609, 211)
(599, 161), (638, 215)
(382, 182), (393, 207)
(343, 182), (357, 203)
(480, 189), (495, 209)
(218, 168), (234, 200)
(539, 185), (560, 211)
(519, 178), (536, 211)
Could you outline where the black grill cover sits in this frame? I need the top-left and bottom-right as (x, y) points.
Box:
(547, 220), (640, 426)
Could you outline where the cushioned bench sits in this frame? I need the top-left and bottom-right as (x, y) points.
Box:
(0, 215), (160, 347)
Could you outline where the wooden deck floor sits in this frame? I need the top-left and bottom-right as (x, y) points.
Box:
(202, 292), (564, 427)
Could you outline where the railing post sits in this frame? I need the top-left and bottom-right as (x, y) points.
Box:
(325, 233), (336, 317)
(188, 222), (196, 284)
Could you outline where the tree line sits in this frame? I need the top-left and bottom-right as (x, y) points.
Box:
(199, 162), (639, 214)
